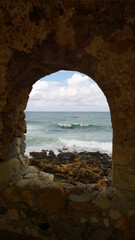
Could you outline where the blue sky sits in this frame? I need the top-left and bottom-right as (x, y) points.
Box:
(40, 70), (94, 86)
(26, 70), (109, 112)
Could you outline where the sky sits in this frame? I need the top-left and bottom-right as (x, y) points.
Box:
(26, 70), (110, 112)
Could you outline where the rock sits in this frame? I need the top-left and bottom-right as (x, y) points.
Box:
(19, 154), (26, 164)
(0, 158), (21, 183)
(109, 209), (121, 220)
(90, 216), (98, 224)
(29, 180), (50, 191)
(127, 209), (135, 217)
(16, 138), (21, 146)
(3, 209), (20, 220)
(38, 183), (67, 215)
(60, 214), (81, 226)
(92, 191), (111, 209)
(15, 179), (30, 188)
(114, 188), (125, 198)
(24, 172), (39, 179)
(103, 218), (109, 227)
(80, 217), (89, 223)
(64, 185), (75, 195)
(40, 172), (54, 183)
(113, 216), (129, 231)
(69, 201), (96, 213)
(1, 185), (21, 203)
(68, 191), (92, 203)
(29, 150), (112, 185)
(17, 146), (21, 154)
(48, 150), (55, 157)
(20, 190), (34, 207)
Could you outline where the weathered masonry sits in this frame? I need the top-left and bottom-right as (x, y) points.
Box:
(0, 1), (135, 239)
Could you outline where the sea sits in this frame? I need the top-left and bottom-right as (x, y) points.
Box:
(25, 112), (112, 156)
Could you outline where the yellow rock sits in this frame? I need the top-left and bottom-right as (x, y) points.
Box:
(103, 218), (109, 227)
(92, 192), (111, 209)
(20, 190), (34, 207)
(109, 209), (121, 220)
(80, 217), (89, 223)
(2, 185), (21, 203)
(90, 216), (98, 224)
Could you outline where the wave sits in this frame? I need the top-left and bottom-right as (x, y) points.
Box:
(26, 137), (112, 156)
(59, 138), (112, 155)
(57, 122), (103, 129)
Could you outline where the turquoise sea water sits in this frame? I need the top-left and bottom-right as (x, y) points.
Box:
(25, 112), (112, 156)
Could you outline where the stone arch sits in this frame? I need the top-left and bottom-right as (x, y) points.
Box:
(0, 1), (135, 238)
(0, 0), (135, 192)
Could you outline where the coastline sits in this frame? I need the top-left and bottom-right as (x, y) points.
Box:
(29, 149), (112, 186)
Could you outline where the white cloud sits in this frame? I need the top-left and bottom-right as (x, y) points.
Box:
(26, 73), (109, 111)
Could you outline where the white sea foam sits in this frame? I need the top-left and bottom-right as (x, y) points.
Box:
(59, 138), (112, 155)
(58, 122), (95, 128)
(26, 138), (112, 156)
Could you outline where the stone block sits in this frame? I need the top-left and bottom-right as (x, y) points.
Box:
(60, 214), (81, 226)
(29, 180), (50, 191)
(113, 165), (135, 191)
(103, 218), (109, 227)
(24, 172), (39, 179)
(15, 179), (30, 188)
(109, 209), (121, 220)
(1, 185), (21, 203)
(92, 191), (111, 209)
(113, 144), (134, 165)
(90, 216), (98, 224)
(0, 158), (21, 184)
(19, 154), (25, 164)
(40, 171), (54, 183)
(3, 209), (20, 220)
(16, 146), (21, 154)
(69, 201), (96, 213)
(16, 138), (21, 146)
(38, 184), (67, 215)
(113, 216), (129, 231)
(80, 217), (89, 223)
(20, 190), (34, 207)
(68, 191), (92, 203)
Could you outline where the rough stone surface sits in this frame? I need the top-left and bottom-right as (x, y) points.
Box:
(16, 138), (21, 146)
(0, 158), (21, 183)
(1, 185), (21, 203)
(0, 1), (135, 239)
(38, 183), (67, 215)
(69, 201), (96, 213)
(109, 209), (121, 220)
(3, 209), (20, 220)
(0, 0), (134, 193)
(92, 192), (111, 209)
(20, 190), (34, 207)
(68, 191), (92, 203)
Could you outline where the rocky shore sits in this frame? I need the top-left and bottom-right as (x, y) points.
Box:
(29, 150), (112, 186)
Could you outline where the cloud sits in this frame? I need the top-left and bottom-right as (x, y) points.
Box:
(26, 73), (109, 111)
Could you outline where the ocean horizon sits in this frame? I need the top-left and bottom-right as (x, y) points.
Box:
(25, 111), (112, 156)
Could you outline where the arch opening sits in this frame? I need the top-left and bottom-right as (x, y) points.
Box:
(25, 70), (112, 185)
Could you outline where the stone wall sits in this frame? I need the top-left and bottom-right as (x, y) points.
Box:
(0, 1), (135, 238)
(0, 154), (135, 240)
(0, 0), (135, 191)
